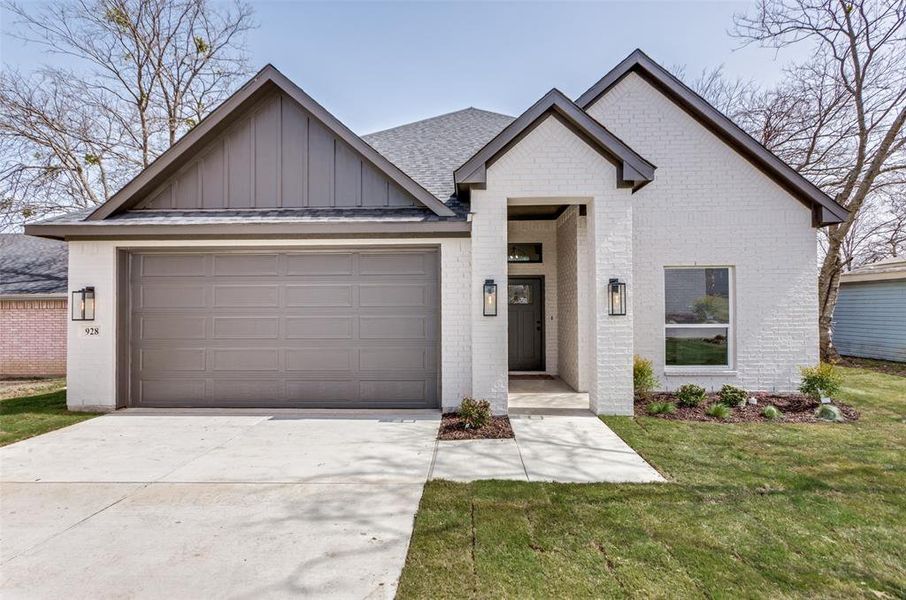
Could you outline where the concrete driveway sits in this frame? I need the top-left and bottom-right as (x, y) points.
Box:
(0, 410), (439, 600)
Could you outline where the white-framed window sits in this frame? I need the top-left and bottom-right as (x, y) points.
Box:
(664, 266), (733, 368)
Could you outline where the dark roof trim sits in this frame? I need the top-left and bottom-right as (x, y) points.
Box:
(454, 89), (655, 195)
(88, 65), (454, 220)
(25, 219), (470, 240)
(576, 49), (848, 226)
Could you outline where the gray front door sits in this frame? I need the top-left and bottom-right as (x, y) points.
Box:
(128, 248), (439, 408)
(508, 277), (544, 371)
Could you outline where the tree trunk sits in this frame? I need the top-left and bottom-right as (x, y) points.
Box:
(818, 240), (843, 362)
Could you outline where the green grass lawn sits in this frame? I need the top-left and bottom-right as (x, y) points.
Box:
(399, 367), (906, 599)
(0, 382), (100, 446)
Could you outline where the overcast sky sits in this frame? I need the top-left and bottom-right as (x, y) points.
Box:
(1, 1), (810, 134)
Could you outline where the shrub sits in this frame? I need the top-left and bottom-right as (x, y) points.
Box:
(458, 397), (490, 429)
(815, 404), (844, 422)
(762, 405), (783, 420)
(718, 384), (748, 407)
(799, 363), (843, 400)
(647, 401), (676, 416)
(633, 355), (660, 397)
(705, 403), (731, 419)
(676, 384), (707, 408)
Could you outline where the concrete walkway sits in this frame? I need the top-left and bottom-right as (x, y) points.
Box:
(1, 410), (439, 600)
(431, 413), (664, 483)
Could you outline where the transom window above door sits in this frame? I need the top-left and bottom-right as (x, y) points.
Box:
(664, 267), (732, 368)
(508, 243), (542, 263)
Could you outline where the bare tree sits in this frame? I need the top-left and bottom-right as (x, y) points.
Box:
(731, 0), (906, 360)
(0, 0), (254, 230)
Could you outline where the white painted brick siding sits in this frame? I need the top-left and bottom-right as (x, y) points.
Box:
(556, 206), (580, 389)
(65, 238), (472, 412)
(588, 72), (819, 392)
(507, 220), (558, 374)
(476, 115), (634, 414)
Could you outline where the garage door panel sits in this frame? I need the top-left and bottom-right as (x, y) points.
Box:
(140, 348), (206, 372)
(140, 254), (207, 277)
(211, 380), (283, 405)
(359, 315), (435, 340)
(359, 283), (433, 307)
(139, 285), (207, 309)
(286, 285), (353, 307)
(129, 248), (439, 408)
(213, 253), (279, 276)
(285, 252), (353, 275)
(287, 380), (358, 403)
(211, 348), (279, 371)
(213, 317), (279, 339)
(360, 347), (427, 371)
(213, 285), (279, 307)
(285, 317), (353, 339)
(140, 316), (207, 340)
(360, 380), (427, 403)
(359, 252), (436, 276)
(140, 379), (206, 405)
(285, 348), (353, 371)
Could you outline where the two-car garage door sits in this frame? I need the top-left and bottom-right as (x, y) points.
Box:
(128, 248), (439, 408)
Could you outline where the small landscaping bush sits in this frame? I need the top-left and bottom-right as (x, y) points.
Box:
(458, 397), (490, 429)
(799, 363), (843, 400)
(633, 355), (659, 397)
(815, 404), (844, 422)
(718, 384), (748, 407)
(705, 403), (731, 419)
(762, 405), (783, 420)
(676, 384), (707, 408)
(647, 401), (676, 416)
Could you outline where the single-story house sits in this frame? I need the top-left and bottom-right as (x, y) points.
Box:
(25, 49), (847, 414)
(0, 234), (69, 378)
(832, 257), (906, 362)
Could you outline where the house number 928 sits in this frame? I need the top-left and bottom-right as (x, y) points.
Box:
(81, 326), (100, 337)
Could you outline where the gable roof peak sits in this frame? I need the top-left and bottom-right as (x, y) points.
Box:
(576, 48), (848, 227)
(454, 86), (655, 195)
(86, 63), (454, 220)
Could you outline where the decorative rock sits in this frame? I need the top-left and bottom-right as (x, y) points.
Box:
(747, 396), (758, 405)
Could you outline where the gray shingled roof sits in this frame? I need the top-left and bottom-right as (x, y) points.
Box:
(0, 234), (68, 295)
(364, 108), (515, 201)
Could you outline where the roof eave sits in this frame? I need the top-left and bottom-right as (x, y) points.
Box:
(24, 219), (471, 241)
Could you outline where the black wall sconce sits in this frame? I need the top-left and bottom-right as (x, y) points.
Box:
(483, 279), (498, 316)
(608, 278), (626, 316)
(72, 287), (96, 321)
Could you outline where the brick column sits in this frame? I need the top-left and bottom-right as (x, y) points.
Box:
(469, 190), (509, 414)
(587, 192), (634, 415)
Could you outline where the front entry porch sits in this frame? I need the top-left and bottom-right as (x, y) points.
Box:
(508, 375), (590, 413)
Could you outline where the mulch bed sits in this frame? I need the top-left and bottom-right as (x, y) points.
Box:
(438, 413), (515, 440)
(636, 392), (859, 423)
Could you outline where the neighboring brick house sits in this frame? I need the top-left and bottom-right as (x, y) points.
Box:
(25, 49), (848, 414)
(0, 234), (68, 378)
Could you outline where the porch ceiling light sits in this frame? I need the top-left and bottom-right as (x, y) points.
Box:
(72, 286), (96, 321)
(608, 278), (626, 316)
(483, 279), (498, 317)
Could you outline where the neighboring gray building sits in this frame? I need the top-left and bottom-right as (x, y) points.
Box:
(832, 257), (906, 363)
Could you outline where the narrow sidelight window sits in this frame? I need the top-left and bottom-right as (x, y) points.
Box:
(664, 267), (732, 367)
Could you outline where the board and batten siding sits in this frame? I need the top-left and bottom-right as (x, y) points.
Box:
(832, 279), (906, 362)
(135, 91), (420, 211)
